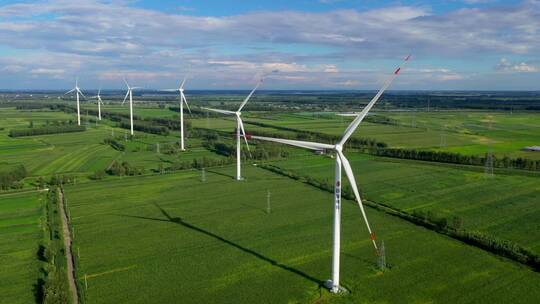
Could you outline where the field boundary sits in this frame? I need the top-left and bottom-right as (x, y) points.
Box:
(59, 187), (80, 304)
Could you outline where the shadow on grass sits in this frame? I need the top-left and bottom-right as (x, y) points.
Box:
(206, 169), (236, 180)
(117, 203), (323, 286)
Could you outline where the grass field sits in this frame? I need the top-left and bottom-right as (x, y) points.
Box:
(243, 111), (540, 159)
(64, 166), (540, 303)
(0, 107), (226, 180)
(269, 153), (540, 253)
(0, 190), (44, 304)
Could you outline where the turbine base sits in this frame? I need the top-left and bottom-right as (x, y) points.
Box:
(324, 280), (347, 294)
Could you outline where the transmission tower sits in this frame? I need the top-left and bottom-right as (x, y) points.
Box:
(377, 240), (386, 271)
(485, 150), (494, 177)
(439, 130), (447, 148)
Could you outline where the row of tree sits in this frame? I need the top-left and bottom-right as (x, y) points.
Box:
(241, 120), (388, 149)
(372, 148), (540, 171)
(119, 120), (170, 136)
(103, 138), (126, 151)
(107, 161), (145, 176)
(0, 165), (27, 190)
(9, 124), (86, 137)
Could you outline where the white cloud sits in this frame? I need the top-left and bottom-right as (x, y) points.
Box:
(496, 58), (539, 73)
(0, 0), (538, 89)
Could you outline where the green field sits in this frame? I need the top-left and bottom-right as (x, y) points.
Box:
(242, 111), (540, 159)
(0, 191), (44, 304)
(269, 153), (540, 253)
(0, 107), (226, 181)
(63, 166), (540, 303)
(1, 100), (539, 303)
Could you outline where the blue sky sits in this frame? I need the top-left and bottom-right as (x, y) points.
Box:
(0, 0), (538, 90)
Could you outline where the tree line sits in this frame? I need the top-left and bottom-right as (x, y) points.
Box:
(242, 120), (387, 149)
(9, 124), (86, 137)
(372, 148), (540, 171)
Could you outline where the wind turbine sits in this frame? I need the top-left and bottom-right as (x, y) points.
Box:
(122, 79), (141, 136)
(251, 55), (410, 293)
(90, 88), (104, 121)
(202, 77), (263, 180)
(165, 75), (191, 151)
(65, 78), (86, 126)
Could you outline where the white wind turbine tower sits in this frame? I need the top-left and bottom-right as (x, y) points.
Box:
(165, 76), (191, 151)
(90, 88), (104, 120)
(202, 77), (263, 180)
(65, 78), (86, 126)
(251, 55), (410, 293)
(122, 79), (142, 136)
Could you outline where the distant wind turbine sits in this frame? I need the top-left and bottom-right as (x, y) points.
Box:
(251, 55), (410, 293)
(90, 88), (104, 121)
(202, 76), (263, 180)
(164, 75), (191, 151)
(122, 79), (142, 136)
(65, 78), (86, 125)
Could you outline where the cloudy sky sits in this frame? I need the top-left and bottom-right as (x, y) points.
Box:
(0, 0), (539, 90)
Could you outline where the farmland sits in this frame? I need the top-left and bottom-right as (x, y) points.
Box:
(0, 92), (539, 303)
(237, 111), (540, 160)
(63, 166), (540, 303)
(268, 153), (540, 253)
(0, 191), (44, 304)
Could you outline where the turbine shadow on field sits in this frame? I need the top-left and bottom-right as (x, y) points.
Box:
(206, 169), (235, 180)
(118, 203), (323, 286)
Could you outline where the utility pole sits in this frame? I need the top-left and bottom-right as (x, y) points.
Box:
(266, 190), (271, 214)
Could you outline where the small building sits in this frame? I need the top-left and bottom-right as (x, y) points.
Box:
(523, 146), (540, 152)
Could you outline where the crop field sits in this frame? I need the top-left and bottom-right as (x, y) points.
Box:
(244, 111), (540, 159)
(269, 153), (540, 253)
(0, 108), (226, 180)
(63, 166), (540, 303)
(79, 104), (177, 119)
(0, 191), (44, 304)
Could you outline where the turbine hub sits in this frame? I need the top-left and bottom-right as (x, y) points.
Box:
(335, 144), (343, 152)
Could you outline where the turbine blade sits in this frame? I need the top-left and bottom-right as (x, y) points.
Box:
(336, 113), (359, 117)
(238, 78), (263, 112)
(122, 90), (129, 105)
(98, 88), (101, 96)
(180, 76), (187, 90)
(238, 117), (252, 157)
(182, 92), (191, 115)
(77, 89), (87, 99)
(251, 135), (334, 151)
(339, 55), (411, 146)
(123, 78), (130, 89)
(337, 151), (378, 251)
(65, 88), (76, 95)
(201, 107), (235, 115)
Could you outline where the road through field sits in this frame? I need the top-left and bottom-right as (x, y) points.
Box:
(59, 188), (79, 304)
